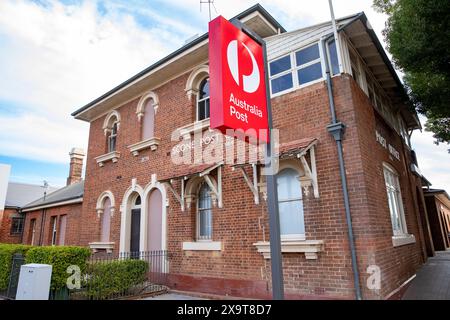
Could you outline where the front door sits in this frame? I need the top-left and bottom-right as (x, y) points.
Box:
(130, 208), (141, 254)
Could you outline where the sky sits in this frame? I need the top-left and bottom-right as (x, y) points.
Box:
(0, 0), (448, 191)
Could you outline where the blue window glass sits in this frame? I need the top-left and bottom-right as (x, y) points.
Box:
(269, 55), (291, 76)
(328, 40), (340, 75)
(295, 43), (320, 66)
(297, 63), (322, 85)
(271, 73), (293, 94)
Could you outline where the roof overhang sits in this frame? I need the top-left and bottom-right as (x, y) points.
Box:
(71, 4), (284, 122)
(337, 13), (421, 130)
(21, 197), (83, 212)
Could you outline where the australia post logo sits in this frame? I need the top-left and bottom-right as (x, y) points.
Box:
(209, 16), (269, 143)
(227, 40), (260, 93)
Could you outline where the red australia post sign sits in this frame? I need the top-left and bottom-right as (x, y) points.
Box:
(208, 16), (269, 143)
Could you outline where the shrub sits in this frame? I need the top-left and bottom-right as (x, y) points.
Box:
(0, 244), (32, 290)
(85, 259), (149, 299)
(25, 246), (91, 291)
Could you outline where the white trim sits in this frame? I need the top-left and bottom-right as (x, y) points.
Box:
(142, 179), (168, 252)
(119, 183), (144, 253)
(182, 241), (222, 251)
(96, 190), (115, 217)
(185, 64), (209, 101)
(177, 118), (211, 140)
(22, 198), (83, 212)
(128, 137), (161, 156)
(95, 151), (120, 167)
(136, 91), (159, 121)
(89, 242), (115, 253)
(102, 110), (121, 135)
(254, 240), (324, 260)
(392, 234), (416, 247)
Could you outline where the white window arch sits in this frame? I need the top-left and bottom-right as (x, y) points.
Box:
(136, 91), (159, 140)
(185, 65), (209, 101)
(103, 110), (120, 152)
(197, 78), (210, 121)
(277, 167), (305, 240)
(96, 191), (116, 242)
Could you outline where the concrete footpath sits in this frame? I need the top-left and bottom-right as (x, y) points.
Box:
(402, 250), (450, 300)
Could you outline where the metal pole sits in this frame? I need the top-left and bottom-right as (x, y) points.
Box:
(328, 0), (344, 73)
(262, 41), (285, 300)
(230, 18), (284, 300)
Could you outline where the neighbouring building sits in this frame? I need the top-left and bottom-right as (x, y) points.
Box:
(423, 188), (450, 251)
(21, 148), (85, 246)
(71, 5), (434, 299)
(0, 163), (59, 244)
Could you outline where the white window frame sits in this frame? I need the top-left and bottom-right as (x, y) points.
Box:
(269, 41), (325, 98)
(196, 183), (213, 241)
(196, 77), (210, 122)
(51, 216), (58, 246)
(383, 164), (408, 236)
(277, 168), (306, 241)
(30, 219), (36, 246)
(108, 122), (118, 153)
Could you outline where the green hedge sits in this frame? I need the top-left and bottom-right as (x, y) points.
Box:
(25, 246), (91, 291)
(0, 244), (32, 290)
(85, 259), (149, 299)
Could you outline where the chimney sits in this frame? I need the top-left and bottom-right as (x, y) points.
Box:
(67, 148), (85, 186)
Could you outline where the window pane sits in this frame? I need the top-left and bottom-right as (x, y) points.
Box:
(279, 200), (305, 235)
(328, 40), (340, 75)
(296, 43), (320, 66)
(270, 55), (291, 76)
(298, 63), (322, 85)
(271, 73), (293, 94)
(199, 209), (212, 238)
(277, 169), (301, 201)
(199, 78), (210, 99)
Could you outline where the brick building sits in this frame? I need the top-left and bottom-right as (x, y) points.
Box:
(423, 188), (450, 251)
(0, 163), (59, 244)
(71, 5), (433, 299)
(21, 148), (85, 246)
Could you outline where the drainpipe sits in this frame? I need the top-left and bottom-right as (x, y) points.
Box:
(321, 36), (362, 300)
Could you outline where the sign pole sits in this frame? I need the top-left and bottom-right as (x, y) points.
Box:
(228, 19), (284, 300)
(262, 41), (285, 300)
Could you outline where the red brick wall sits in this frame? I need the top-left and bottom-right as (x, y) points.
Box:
(79, 69), (426, 299)
(22, 203), (82, 246)
(0, 208), (23, 244)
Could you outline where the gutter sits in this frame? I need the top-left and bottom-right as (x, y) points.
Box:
(321, 34), (362, 300)
(21, 197), (83, 212)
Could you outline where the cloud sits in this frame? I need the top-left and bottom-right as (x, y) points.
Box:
(0, 0), (190, 162)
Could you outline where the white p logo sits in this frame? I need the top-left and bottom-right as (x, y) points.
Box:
(226, 40), (260, 93)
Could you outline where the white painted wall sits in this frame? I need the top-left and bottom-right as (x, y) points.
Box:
(0, 164), (11, 210)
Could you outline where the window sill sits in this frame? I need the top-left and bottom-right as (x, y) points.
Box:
(128, 137), (161, 156)
(392, 234), (416, 247)
(182, 241), (222, 251)
(177, 118), (210, 139)
(253, 240), (324, 260)
(95, 151), (120, 167)
(89, 242), (115, 253)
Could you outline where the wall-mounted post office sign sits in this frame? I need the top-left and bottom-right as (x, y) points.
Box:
(208, 16), (269, 142)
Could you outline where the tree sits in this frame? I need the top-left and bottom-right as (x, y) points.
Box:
(373, 0), (450, 149)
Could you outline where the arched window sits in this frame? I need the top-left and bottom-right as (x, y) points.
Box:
(197, 78), (210, 121)
(130, 194), (142, 254)
(277, 168), (305, 240)
(101, 198), (111, 242)
(197, 183), (212, 240)
(142, 98), (155, 140)
(108, 122), (118, 152)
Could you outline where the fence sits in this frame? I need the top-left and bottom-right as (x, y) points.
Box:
(2, 250), (169, 300)
(0, 253), (25, 300)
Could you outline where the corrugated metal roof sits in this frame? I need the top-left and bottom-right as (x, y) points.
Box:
(5, 182), (58, 208)
(22, 181), (84, 210)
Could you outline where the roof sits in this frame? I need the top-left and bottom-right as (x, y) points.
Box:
(71, 4), (284, 120)
(424, 188), (450, 208)
(267, 12), (420, 130)
(5, 182), (58, 208)
(21, 181), (84, 211)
